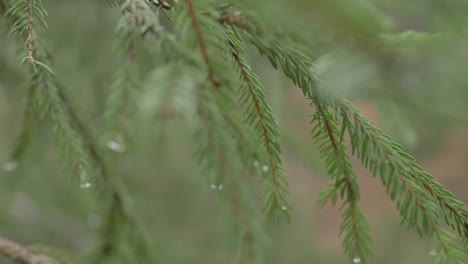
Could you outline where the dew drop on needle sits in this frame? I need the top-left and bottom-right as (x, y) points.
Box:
(106, 139), (125, 153)
(80, 182), (92, 189)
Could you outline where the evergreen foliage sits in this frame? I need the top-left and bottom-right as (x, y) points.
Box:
(1, 0), (468, 263)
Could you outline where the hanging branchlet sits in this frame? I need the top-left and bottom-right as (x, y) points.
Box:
(312, 100), (372, 263)
(7, 0), (94, 182)
(229, 17), (468, 261)
(4, 86), (35, 169)
(194, 91), (266, 263)
(192, 76), (265, 263)
(159, 2), (268, 260)
(103, 52), (138, 153)
(103, 0), (150, 152)
(333, 98), (468, 262)
(224, 177), (266, 264)
(7, 1), (153, 263)
(228, 11), (468, 240)
(4, 1), (468, 263)
(225, 26), (291, 221)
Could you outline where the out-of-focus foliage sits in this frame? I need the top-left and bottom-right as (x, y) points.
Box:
(1, 0), (468, 264)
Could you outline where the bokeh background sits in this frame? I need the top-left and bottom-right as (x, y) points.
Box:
(1, 0), (468, 263)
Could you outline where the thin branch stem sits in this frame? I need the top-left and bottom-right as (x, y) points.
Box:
(315, 101), (362, 256)
(186, 0), (220, 88)
(230, 45), (281, 207)
(0, 236), (55, 264)
(26, 0), (35, 64)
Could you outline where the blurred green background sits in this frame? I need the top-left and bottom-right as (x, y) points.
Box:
(1, 0), (468, 263)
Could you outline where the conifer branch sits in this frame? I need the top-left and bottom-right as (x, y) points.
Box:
(333, 98), (468, 262)
(233, 20), (468, 260)
(194, 79), (264, 263)
(6, 1), (152, 262)
(186, 0), (220, 88)
(199, 74), (264, 263)
(0, 236), (58, 264)
(226, 177), (265, 264)
(9, 87), (35, 163)
(4, 1), (468, 263)
(312, 100), (372, 263)
(228, 182), (255, 263)
(104, 0), (166, 147)
(222, 113), (259, 170)
(25, 0), (34, 63)
(225, 27), (291, 221)
(157, 6), (268, 259)
(103, 46), (138, 148)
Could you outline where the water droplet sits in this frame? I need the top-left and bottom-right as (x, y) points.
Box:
(429, 250), (437, 256)
(80, 182), (92, 189)
(79, 169), (91, 189)
(87, 214), (102, 229)
(353, 257), (361, 263)
(281, 206), (287, 211)
(218, 184), (223, 190)
(3, 161), (18, 172)
(262, 165), (269, 172)
(210, 184), (217, 190)
(106, 139), (125, 153)
(253, 160), (259, 167)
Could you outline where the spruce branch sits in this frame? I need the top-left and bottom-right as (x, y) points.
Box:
(228, 182), (255, 263)
(106, 0), (124, 7)
(312, 101), (372, 263)
(232, 18), (468, 261)
(333, 98), (468, 262)
(150, 4), (268, 259)
(103, 48), (137, 148)
(193, 78), (265, 263)
(0, 236), (59, 264)
(226, 177), (266, 264)
(6, 1), (152, 262)
(7, 0), (48, 68)
(186, 0), (220, 88)
(62, 75), (154, 263)
(193, 79), (266, 263)
(8, 86), (36, 164)
(225, 27), (291, 221)
(104, 0), (168, 148)
(7, 0), (93, 179)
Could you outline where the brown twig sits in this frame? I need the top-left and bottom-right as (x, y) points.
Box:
(186, 0), (220, 88)
(26, 0), (36, 65)
(0, 236), (56, 264)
